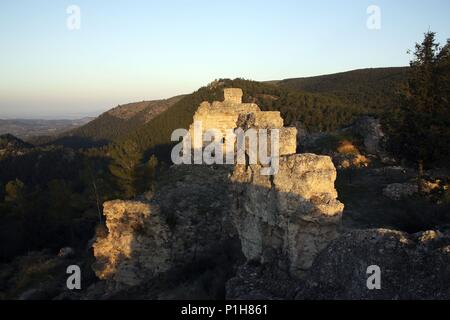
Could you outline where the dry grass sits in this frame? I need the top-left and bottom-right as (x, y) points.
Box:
(337, 140), (360, 155)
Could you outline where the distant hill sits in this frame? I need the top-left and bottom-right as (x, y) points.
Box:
(0, 118), (94, 140)
(119, 78), (362, 162)
(0, 134), (33, 158)
(50, 95), (185, 148)
(119, 68), (410, 162)
(275, 67), (410, 112)
(53, 67), (409, 151)
(0, 134), (32, 150)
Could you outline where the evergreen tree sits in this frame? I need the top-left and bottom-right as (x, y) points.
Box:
(108, 142), (143, 198)
(385, 32), (450, 190)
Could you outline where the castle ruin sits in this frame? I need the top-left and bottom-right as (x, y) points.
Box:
(188, 88), (297, 156)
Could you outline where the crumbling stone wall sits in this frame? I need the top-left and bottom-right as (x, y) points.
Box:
(189, 88), (297, 155)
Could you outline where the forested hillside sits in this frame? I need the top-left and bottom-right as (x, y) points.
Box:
(52, 67), (409, 150)
(119, 70), (411, 160)
(0, 134), (32, 151)
(276, 67), (409, 112)
(49, 96), (184, 148)
(120, 79), (361, 157)
(0, 144), (115, 261)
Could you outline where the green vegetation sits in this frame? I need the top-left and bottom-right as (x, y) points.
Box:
(383, 32), (450, 172)
(277, 67), (409, 112)
(50, 67), (411, 151)
(0, 145), (115, 261)
(49, 97), (184, 148)
(118, 76), (388, 162)
(0, 134), (32, 150)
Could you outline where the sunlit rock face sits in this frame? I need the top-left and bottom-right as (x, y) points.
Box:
(230, 154), (344, 277)
(92, 201), (172, 289)
(92, 88), (343, 292)
(92, 165), (236, 291)
(188, 88), (296, 154)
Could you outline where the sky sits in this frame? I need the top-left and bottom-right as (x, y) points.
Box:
(0, 0), (449, 119)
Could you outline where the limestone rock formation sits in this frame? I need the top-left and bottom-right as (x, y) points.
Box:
(189, 88), (296, 155)
(350, 116), (385, 156)
(295, 229), (450, 300)
(92, 201), (171, 289)
(230, 154), (344, 277)
(92, 88), (344, 292)
(226, 228), (450, 300)
(92, 165), (236, 291)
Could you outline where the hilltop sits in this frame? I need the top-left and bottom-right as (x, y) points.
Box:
(0, 134), (32, 150)
(275, 67), (409, 111)
(48, 95), (185, 148)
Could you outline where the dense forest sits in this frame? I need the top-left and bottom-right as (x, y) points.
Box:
(116, 71), (410, 160)
(276, 67), (409, 112)
(0, 137), (115, 261)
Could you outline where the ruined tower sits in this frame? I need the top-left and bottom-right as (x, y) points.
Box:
(188, 88), (297, 155)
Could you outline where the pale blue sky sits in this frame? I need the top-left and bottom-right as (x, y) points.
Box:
(0, 0), (449, 118)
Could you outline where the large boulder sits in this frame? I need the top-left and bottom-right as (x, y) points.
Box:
(226, 229), (450, 300)
(295, 229), (450, 300)
(230, 153), (344, 277)
(351, 116), (385, 155)
(92, 165), (236, 292)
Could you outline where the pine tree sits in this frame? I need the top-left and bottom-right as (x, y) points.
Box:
(385, 31), (450, 191)
(134, 155), (159, 194)
(108, 142), (143, 198)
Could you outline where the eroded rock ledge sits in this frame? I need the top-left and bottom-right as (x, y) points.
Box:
(93, 165), (237, 292)
(92, 152), (344, 292)
(230, 154), (343, 277)
(92, 88), (344, 293)
(227, 229), (450, 300)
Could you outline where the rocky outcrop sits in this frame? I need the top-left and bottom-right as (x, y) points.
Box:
(92, 165), (236, 291)
(383, 182), (418, 200)
(351, 116), (385, 156)
(230, 154), (344, 277)
(295, 229), (450, 300)
(92, 88), (344, 293)
(189, 88), (297, 155)
(92, 201), (172, 289)
(226, 228), (450, 300)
